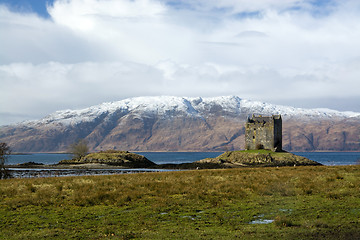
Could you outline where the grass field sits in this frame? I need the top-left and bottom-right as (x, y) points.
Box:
(0, 165), (359, 239)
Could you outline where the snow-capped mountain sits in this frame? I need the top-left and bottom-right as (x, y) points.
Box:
(22, 96), (360, 127)
(1, 96), (359, 152)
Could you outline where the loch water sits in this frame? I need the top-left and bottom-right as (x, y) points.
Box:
(7, 151), (360, 166)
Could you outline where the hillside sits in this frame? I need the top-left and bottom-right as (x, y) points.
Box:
(0, 96), (359, 152)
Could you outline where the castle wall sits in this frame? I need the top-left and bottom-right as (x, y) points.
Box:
(245, 115), (282, 151)
(273, 117), (282, 151)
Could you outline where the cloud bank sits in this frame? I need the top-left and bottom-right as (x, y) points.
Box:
(1, 0), (360, 125)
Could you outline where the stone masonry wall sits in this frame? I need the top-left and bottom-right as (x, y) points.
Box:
(245, 115), (282, 151)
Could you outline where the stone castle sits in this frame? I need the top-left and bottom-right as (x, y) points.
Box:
(245, 114), (282, 152)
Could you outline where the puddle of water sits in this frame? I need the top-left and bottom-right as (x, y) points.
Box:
(249, 219), (274, 224)
(279, 209), (293, 213)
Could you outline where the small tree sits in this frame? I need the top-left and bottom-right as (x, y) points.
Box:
(69, 139), (89, 160)
(0, 142), (12, 179)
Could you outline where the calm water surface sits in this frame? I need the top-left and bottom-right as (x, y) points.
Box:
(7, 152), (360, 166)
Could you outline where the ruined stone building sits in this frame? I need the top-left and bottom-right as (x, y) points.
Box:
(245, 114), (282, 152)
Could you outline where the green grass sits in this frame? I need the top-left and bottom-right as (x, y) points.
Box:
(238, 149), (288, 155)
(1, 165), (360, 239)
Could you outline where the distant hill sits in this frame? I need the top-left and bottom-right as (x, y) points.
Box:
(0, 96), (359, 152)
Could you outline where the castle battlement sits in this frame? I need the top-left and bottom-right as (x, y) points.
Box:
(245, 114), (282, 152)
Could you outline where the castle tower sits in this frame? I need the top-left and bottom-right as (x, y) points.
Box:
(245, 114), (282, 152)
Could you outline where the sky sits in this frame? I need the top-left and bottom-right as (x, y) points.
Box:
(1, 0), (360, 125)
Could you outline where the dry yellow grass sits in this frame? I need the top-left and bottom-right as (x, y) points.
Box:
(0, 165), (359, 239)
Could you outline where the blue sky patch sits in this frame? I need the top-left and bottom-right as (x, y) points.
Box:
(0, 0), (54, 18)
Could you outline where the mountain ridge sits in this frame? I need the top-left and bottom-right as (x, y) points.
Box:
(12, 96), (360, 127)
(1, 96), (359, 152)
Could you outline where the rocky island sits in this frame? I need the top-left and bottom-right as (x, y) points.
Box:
(197, 150), (321, 167)
(7, 149), (321, 178)
(55, 150), (320, 170)
(58, 150), (156, 168)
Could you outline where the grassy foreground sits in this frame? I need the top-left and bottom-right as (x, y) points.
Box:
(1, 165), (359, 239)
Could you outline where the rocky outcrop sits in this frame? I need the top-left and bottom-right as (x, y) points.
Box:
(197, 150), (321, 167)
(58, 150), (156, 168)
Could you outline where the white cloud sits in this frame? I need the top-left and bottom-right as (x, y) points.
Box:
(47, 0), (197, 64)
(1, 0), (360, 125)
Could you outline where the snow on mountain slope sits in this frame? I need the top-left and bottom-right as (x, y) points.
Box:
(21, 96), (360, 127)
(238, 99), (360, 119)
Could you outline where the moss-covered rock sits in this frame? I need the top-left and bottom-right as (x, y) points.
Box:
(59, 150), (156, 168)
(197, 150), (321, 167)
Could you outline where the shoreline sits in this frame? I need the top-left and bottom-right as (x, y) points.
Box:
(5, 150), (358, 178)
(9, 150), (360, 156)
(6, 168), (175, 179)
